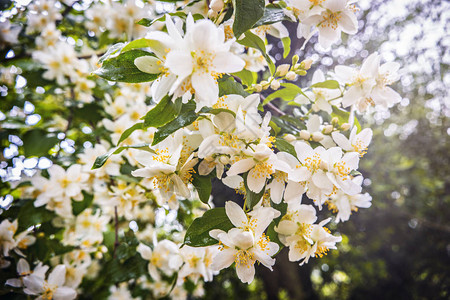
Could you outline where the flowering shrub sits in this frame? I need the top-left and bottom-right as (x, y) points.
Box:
(0, 0), (401, 299)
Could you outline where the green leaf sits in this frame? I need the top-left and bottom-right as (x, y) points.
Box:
(17, 200), (56, 232)
(92, 144), (152, 169)
(72, 191), (94, 216)
(253, 5), (291, 27)
(121, 38), (156, 52)
(98, 43), (125, 63)
(232, 0), (265, 38)
(311, 80), (340, 89)
(184, 208), (234, 247)
(281, 37), (291, 58)
(232, 69), (257, 87)
(263, 83), (304, 105)
(331, 106), (361, 132)
(243, 173), (266, 210)
(94, 50), (159, 83)
(117, 122), (144, 146)
(237, 30), (275, 74)
(192, 173), (212, 204)
(22, 129), (59, 157)
(274, 138), (296, 157)
(143, 96), (182, 128)
(218, 75), (249, 97)
(200, 106), (236, 118)
(266, 221), (284, 254)
(152, 102), (197, 146)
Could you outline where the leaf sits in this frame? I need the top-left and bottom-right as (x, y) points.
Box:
(117, 122), (144, 146)
(218, 75), (249, 97)
(92, 144), (152, 169)
(243, 173), (265, 210)
(200, 106), (236, 118)
(121, 38), (155, 52)
(17, 200), (56, 232)
(237, 30), (275, 74)
(98, 43), (125, 63)
(253, 5), (291, 27)
(232, 0), (265, 39)
(266, 221), (284, 254)
(311, 80), (340, 89)
(152, 102), (197, 146)
(263, 83), (304, 105)
(184, 208), (234, 247)
(94, 50), (159, 83)
(143, 96), (182, 128)
(281, 37), (291, 58)
(232, 69), (257, 87)
(274, 138), (296, 157)
(22, 129), (59, 157)
(72, 191), (94, 216)
(331, 106), (361, 132)
(192, 173), (212, 204)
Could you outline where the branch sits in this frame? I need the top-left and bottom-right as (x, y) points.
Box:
(112, 206), (119, 258)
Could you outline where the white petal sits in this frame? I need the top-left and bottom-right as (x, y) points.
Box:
(227, 158), (254, 176)
(48, 265), (66, 286)
(212, 52), (245, 73)
(134, 56), (161, 74)
(235, 262), (255, 284)
(225, 201), (248, 228)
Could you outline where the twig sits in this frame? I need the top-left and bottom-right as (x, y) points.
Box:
(266, 102), (286, 116)
(113, 206), (119, 258)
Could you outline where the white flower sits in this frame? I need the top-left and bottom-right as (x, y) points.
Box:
(0, 219), (36, 257)
(0, 20), (21, 45)
(227, 144), (290, 193)
(23, 264), (77, 300)
(327, 176), (372, 223)
(178, 245), (218, 283)
(137, 240), (183, 280)
(299, 0), (358, 49)
(6, 259), (48, 288)
(163, 15), (245, 111)
(209, 201), (279, 284)
(332, 127), (373, 157)
(108, 282), (138, 300)
(294, 69), (342, 114)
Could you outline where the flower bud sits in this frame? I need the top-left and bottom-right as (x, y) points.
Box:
(209, 0), (224, 12)
(296, 69), (307, 76)
(299, 130), (310, 140)
(100, 245), (108, 253)
(341, 123), (351, 131)
(300, 58), (313, 70)
(292, 54), (299, 66)
(276, 64), (290, 77)
(95, 251), (103, 260)
(331, 117), (339, 125)
(284, 134), (296, 143)
(270, 79), (280, 90)
(323, 124), (333, 134)
(207, 9), (218, 19)
(312, 132), (324, 142)
(261, 80), (270, 90)
(219, 156), (230, 165)
(285, 71), (296, 81)
(253, 83), (262, 92)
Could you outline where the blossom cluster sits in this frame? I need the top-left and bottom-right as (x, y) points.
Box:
(0, 0), (402, 299)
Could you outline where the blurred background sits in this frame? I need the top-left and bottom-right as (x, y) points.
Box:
(207, 0), (450, 299)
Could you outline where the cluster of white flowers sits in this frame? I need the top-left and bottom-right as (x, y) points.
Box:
(0, 0), (403, 298)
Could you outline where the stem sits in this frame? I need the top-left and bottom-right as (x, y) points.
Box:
(113, 206), (119, 258)
(266, 102), (286, 116)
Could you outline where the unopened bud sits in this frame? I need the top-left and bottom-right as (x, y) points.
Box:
(95, 251), (103, 260)
(300, 58), (313, 70)
(261, 80), (270, 90)
(100, 245), (108, 253)
(323, 124), (333, 134)
(331, 117), (339, 125)
(253, 84), (262, 92)
(285, 71), (296, 81)
(276, 64), (290, 77)
(207, 9), (218, 19)
(292, 54), (299, 66)
(312, 132), (324, 142)
(284, 134), (296, 143)
(299, 130), (310, 140)
(209, 0), (224, 12)
(341, 123), (351, 131)
(270, 80), (280, 90)
(296, 69), (307, 76)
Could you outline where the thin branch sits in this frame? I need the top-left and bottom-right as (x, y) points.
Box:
(112, 206), (119, 258)
(266, 102), (286, 116)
